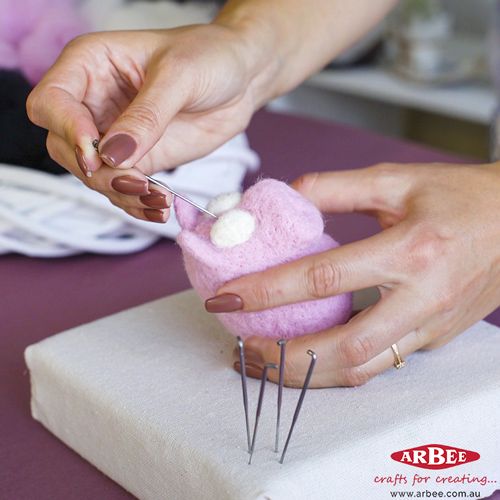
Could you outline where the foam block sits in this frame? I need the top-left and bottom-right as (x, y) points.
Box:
(25, 290), (500, 500)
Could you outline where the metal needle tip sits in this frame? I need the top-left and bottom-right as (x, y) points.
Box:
(274, 339), (287, 453)
(236, 337), (252, 453)
(145, 175), (218, 219)
(248, 363), (278, 465)
(279, 350), (317, 465)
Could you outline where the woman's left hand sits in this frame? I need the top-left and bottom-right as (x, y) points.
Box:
(205, 162), (500, 388)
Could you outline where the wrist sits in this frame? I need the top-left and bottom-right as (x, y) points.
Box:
(213, 3), (287, 107)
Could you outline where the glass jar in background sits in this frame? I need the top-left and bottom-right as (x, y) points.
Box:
(490, 0), (500, 161)
(386, 0), (452, 81)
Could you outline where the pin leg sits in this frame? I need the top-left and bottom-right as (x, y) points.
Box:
(279, 350), (317, 465)
(145, 175), (218, 219)
(236, 337), (252, 453)
(248, 363), (278, 465)
(274, 339), (287, 453)
(92, 139), (217, 218)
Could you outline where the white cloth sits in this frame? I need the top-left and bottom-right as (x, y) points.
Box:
(0, 134), (259, 256)
(25, 290), (500, 500)
(0, 0), (259, 258)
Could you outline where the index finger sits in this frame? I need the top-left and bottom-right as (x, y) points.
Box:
(213, 225), (404, 312)
(26, 46), (101, 171)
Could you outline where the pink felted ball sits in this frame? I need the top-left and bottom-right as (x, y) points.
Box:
(176, 179), (352, 340)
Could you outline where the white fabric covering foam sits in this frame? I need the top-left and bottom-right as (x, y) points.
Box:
(25, 290), (500, 500)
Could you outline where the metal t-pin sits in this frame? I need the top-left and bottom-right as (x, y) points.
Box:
(92, 139), (218, 219)
(274, 339), (287, 453)
(279, 350), (317, 464)
(236, 337), (251, 453)
(248, 363), (278, 465)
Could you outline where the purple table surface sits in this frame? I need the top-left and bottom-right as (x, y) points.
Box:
(1, 110), (498, 500)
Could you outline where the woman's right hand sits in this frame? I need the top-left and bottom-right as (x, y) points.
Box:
(26, 24), (270, 221)
(27, 0), (398, 222)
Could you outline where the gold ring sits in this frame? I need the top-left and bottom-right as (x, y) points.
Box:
(390, 343), (406, 369)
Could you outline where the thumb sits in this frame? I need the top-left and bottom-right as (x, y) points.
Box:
(291, 165), (411, 214)
(99, 69), (191, 169)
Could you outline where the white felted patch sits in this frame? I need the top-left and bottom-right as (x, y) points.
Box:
(206, 192), (242, 217)
(210, 209), (255, 248)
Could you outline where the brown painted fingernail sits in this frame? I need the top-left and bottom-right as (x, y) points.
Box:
(144, 208), (165, 223)
(100, 134), (137, 167)
(234, 361), (264, 379)
(75, 146), (91, 178)
(140, 192), (169, 209)
(205, 294), (243, 313)
(111, 176), (149, 195)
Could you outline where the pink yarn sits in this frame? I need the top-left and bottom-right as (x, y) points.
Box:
(0, 0), (86, 84)
(176, 179), (353, 340)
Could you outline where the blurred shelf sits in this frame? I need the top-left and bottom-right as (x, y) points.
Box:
(307, 67), (496, 125)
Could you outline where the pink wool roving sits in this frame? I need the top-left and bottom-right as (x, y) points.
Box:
(0, 0), (86, 84)
(176, 179), (352, 340)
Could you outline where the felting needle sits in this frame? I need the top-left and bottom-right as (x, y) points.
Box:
(236, 337), (252, 453)
(279, 350), (317, 465)
(145, 175), (218, 219)
(91, 139), (217, 219)
(248, 363), (278, 465)
(274, 339), (287, 453)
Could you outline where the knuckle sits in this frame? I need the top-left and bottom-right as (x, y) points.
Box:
(291, 172), (320, 195)
(369, 162), (407, 196)
(122, 99), (163, 134)
(64, 33), (94, 51)
(246, 283), (274, 310)
(403, 223), (449, 275)
(413, 326), (430, 345)
(338, 335), (374, 367)
(306, 257), (342, 299)
(370, 162), (399, 176)
(341, 366), (372, 387)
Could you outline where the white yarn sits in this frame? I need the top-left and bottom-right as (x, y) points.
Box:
(0, 133), (259, 257)
(1, 3), (261, 257)
(210, 209), (255, 248)
(206, 192), (242, 217)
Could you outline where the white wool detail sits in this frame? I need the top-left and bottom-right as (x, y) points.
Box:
(210, 209), (255, 248)
(206, 192), (242, 217)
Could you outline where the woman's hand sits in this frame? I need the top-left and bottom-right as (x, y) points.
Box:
(207, 162), (500, 388)
(26, 0), (396, 222)
(26, 25), (269, 221)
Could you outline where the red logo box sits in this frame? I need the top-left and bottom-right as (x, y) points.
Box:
(391, 444), (480, 470)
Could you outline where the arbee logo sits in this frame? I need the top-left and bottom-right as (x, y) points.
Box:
(391, 444), (480, 470)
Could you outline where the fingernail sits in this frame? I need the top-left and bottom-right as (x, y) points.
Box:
(205, 293), (243, 313)
(100, 134), (137, 167)
(234, 361), (264, 379)
(144, 208), (166, 223)
(75, 146), (92, 178)
(140, 192), (169, 209)
(111, 176), (149, 195)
